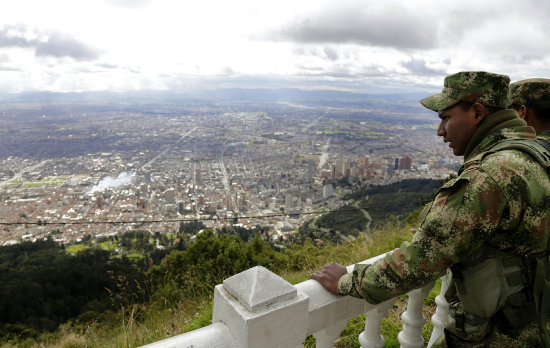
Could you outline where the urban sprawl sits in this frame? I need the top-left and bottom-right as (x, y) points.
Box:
(0, 96), (460, 246)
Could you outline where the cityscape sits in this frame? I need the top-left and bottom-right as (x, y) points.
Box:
(0, 89), (459, 247)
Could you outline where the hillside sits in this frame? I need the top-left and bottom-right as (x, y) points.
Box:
(0, 179), (442, 348)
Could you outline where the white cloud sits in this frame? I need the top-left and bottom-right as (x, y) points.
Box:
(0, 0), (548, 93)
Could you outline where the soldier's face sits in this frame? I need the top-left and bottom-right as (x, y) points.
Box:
(437, 104), (478, 156)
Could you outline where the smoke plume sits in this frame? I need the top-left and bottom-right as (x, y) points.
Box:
(87, 171), (136, 195)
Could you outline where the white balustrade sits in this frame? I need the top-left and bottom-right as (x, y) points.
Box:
(359, 299), (394, 348)
(140, 253), (450, 348)
(427, 270), (451, 348)
(398, 281), (435, 348)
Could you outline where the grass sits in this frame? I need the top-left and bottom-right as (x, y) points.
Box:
(2, 222), (442, 348)
(65, 244), (89, 254)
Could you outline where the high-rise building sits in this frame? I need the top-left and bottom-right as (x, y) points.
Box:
(225, 194), (233, 210)
(336, 150), (344, 177)
(144, 171), (151, 183)
(195, 167), (202, 185)
(285, 193), (294, 210)
(399, 155), (412, 170)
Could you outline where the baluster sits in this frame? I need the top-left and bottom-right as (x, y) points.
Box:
(313, 319), (348, 348)
(358, 299), (394, 348)
(427, 272), (451, 348)
(398, 281), (435, 348)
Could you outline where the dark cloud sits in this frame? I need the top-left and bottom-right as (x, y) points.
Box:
(402, 58), (445, 75)
(35, 33), (98, 61)
(0, 25), (98, 61)
(273, 5), (438, 49)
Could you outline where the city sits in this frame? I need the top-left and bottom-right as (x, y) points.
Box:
(0, 89), (459, 247)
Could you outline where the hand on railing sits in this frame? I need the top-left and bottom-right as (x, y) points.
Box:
(310, 262), (348, 295)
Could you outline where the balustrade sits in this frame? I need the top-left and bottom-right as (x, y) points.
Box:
(141, 253), (450, 348)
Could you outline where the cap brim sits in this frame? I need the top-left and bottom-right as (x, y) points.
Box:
(419, 93), (458, 112)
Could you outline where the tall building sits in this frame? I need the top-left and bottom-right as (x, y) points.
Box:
(225, 194), (233, 210)
(399, 155), (412, 170)
(336, 149), (344, 177)
(285, 193), (294, 210)
(195, 165), (202, 185)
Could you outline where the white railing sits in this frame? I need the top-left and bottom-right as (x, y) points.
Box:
(140, 252), (451, 348)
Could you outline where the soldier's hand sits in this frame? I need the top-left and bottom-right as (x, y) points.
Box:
(311, 262), (348, 295)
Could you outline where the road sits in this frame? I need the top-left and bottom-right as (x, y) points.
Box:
(142, 127), (197, 169)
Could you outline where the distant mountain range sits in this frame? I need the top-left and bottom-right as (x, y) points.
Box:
(0, 88), (428, 107)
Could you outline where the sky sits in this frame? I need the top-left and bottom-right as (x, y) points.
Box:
(0, 0), (549, 94)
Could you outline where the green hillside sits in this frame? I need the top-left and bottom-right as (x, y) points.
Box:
(0, 179), (443, 348)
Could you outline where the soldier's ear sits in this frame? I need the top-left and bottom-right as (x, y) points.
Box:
(518, 105), (528, 120)
(472, 103), (488, 126)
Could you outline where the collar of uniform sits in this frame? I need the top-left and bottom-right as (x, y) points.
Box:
(464, 109), (531, 161)
(538, 130), (550, 142)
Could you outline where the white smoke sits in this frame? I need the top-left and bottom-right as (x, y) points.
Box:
(87, 171), (136, 195)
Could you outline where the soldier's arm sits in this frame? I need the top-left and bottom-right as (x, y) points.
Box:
(336, 169), (508, 304)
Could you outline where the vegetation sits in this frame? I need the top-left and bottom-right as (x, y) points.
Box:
(295, 178), (441, 244)
(0, 179), (445, 347)
(0, 238), (147, 343)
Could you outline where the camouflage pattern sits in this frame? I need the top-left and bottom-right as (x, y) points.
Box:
(509, 78), (550, 109)
(420, 71), (510, 111)
(430, 321), (542, 348)
(337, 109), (550, 345)
(540, 130), (550, 143)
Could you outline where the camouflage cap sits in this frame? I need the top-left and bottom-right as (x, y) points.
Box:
(509, 78), (550, 109)
(420, 71), (510, 111)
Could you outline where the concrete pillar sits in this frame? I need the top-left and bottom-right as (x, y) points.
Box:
(398, 281), (435, 348)
(428, 272), (451, 348)
(359, 299), (394, 348)
(212, 266), (309, 348)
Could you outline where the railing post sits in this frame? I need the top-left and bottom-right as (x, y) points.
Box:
(212, 266), (309, 348)
(398, 281), (435, 348)
(358, 298), (394, 348)
(427, 271), (451, 348)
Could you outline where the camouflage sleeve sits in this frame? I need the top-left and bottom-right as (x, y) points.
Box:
(337, 168), (508, 304)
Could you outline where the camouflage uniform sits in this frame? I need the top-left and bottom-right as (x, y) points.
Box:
(337, 72), (550, 347)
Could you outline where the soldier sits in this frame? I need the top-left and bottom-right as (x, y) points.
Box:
(311, 71), (550, 347)
(509, 78), (550, 146)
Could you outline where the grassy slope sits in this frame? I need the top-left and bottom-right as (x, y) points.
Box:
(1, 221), (441, 348)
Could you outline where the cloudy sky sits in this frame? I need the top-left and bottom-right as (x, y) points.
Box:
(0, 0), (549, 94)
